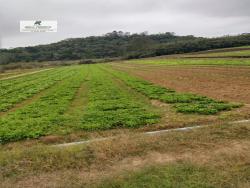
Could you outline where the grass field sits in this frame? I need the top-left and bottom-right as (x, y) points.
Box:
(149, 45), (250, 59)
(184, 46), (250, 58)
(191, 49), (250, 58)
(0, 52), (250, 187)
(127, 58), (250, 66)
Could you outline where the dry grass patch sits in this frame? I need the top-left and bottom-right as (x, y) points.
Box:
(0, 122), (249, 187)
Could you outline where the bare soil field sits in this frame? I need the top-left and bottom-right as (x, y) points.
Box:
(110, 64), (250, 104)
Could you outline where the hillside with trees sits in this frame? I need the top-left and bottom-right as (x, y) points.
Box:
(1, 31), (250, 64)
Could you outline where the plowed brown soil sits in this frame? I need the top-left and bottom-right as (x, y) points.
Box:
(111, 64), (250, 104)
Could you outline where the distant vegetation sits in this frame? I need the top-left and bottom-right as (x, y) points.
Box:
(1, 31), (250, 64)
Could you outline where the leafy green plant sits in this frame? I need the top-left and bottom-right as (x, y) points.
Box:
(0, 67), (78, 112)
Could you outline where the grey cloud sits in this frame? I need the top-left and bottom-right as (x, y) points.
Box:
(0, 0), (249, 48)
(177, 0), (250, 17)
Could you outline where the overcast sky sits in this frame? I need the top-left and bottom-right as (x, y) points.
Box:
(0, 0), (249, 49)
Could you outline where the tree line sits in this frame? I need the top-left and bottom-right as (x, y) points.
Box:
(1, 31), (250, 64)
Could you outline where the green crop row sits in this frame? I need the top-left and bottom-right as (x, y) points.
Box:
(0, 69), (61, 96)
(105, 67), (241, 115)
(0, 67), (78, 112)
(79, 65), (160, 130)
(0, 69), (57, 92)
(0, 66), (88, 143)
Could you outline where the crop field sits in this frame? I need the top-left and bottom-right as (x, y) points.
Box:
(0, 61), (246, 143)
(0, 68), (77, 112)
(1, 56), (250, 187)
(0, 61), (249, 143)
(0, 65), (160, 143)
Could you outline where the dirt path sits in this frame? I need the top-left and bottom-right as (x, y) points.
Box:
(0, 68), (54, 81)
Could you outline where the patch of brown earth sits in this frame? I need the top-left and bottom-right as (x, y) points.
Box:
(114, 65), (250, 103)
(151, 99), (168, 107)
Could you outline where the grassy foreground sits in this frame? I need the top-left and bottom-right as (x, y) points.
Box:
(98, 163), (227, 188)
(0, 122), (249, 187)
